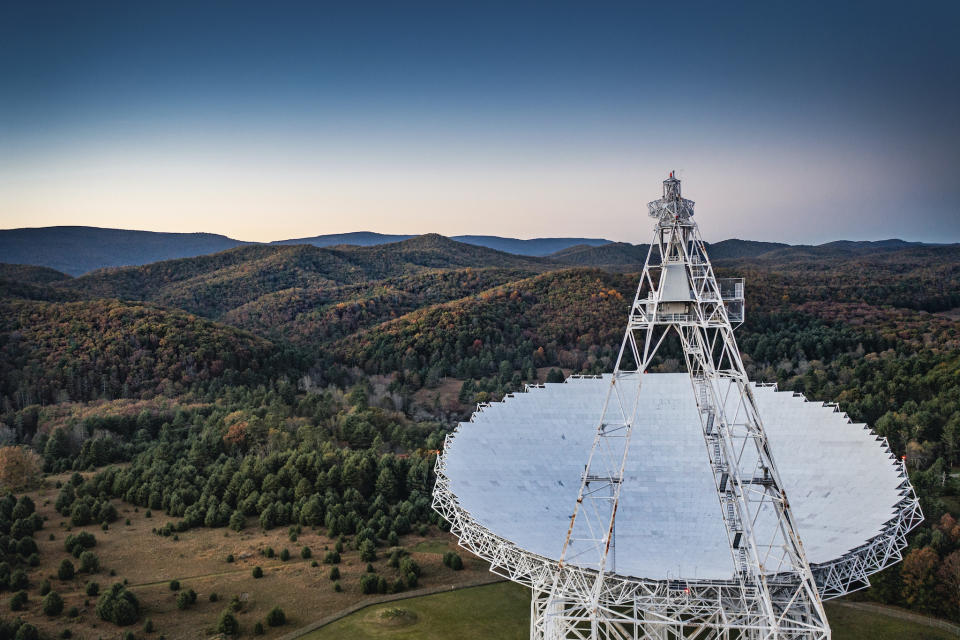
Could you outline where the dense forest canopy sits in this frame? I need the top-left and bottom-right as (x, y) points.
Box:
(1, 233), (959, 625)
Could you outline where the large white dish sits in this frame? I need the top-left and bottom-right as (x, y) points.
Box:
(438, 373), (920, 594)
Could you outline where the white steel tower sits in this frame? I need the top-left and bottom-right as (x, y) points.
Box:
(540, 172), (830, 639)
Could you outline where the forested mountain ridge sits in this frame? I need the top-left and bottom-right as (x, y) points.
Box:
(53, 235), (551, 319)
(0, 298), (282, 409)
(221, 267), (541, 346)
(274, 231), (610, 256)
(0, 264), (72, 285)
(331, 269), (634, 384)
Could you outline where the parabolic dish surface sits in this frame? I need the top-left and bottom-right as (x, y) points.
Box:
(442, 373), (905, 582)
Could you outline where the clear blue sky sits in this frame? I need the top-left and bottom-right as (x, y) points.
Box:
(1, 1), (957, 243)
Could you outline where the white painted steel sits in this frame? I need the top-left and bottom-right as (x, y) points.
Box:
(443, 373), (905, 581)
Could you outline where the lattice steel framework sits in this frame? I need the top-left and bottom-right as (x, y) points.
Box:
(432, 172), (923, 640)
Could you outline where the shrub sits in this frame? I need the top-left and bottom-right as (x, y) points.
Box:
(39, 579), (51, 595)
(187, 588), (197, 604)
(10, 590), (28, 611)
(279, 548), (290, 561)
(443, 552), (463, 570)
(43, 591), (64, 616)
(67, 606), (79, 617)
(96, 582), (141, 626)
(70, 503), (92, 527)
(168, 580), (180, 591)
(80, 551), (100, 573)
(323, 550), (340, 564)
(58, 559), (75, 581)
(209, 592), (219, 602)
(144, 618), (154, 633)
(399, 556), (421, 589)
(216, 610), (240, 636)
(176, 591), (190, 610)
(9, 569), (28, 590)
(226, 554), (234, 563)
(27, 553), (39, 567)
(17, 537), (38, 556)
(329, 567), (340, 580)
(252, 566), (263, 579)
(360, 574), (378, 594)
(264, 547), (274, 558)
(98, 502), (118, 523)
(254, 621), (264, 635)
(266, 606), (286, 626)
(300, 546), (311, 559)
(65, 532), (96, 557)
(86, 581), (100, 596)
(122, 632), (134, 640)
(358, 539), (376, 562)
(388, 549), (404, 568)
(365, 563), (374, 573)
(13, 623), (38, 640)
(311, 560), (318, 567)
(333, 580), (342, 592)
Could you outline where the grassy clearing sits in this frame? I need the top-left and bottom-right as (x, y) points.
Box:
(12, 473), (488, 640)
(823, 602), (957, 640)
(411, 539), (454, 555)
(301, 581), (529, 640)
(300, 585), (956, 640)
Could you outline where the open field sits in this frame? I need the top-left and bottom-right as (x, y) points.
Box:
(300, 581), (529, 640)
(823, 601), (959, 640)
(297, 583), (958, 640)
(7, 473), (488, 640)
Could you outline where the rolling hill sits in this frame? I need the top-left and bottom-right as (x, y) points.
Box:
(274, 232), (611, 256)
(0, 226), (248, 275)
(53, 234), (549, 319)
(1, 226), (608, 275)
(0, 298), (279, 406)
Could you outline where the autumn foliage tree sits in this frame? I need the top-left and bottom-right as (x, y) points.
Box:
(902, 546), (940, 612)
(0, 446), (42, 490)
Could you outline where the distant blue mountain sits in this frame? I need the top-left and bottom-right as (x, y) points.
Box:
(274, 232), (611, 256)
(271, 231), (415, 247)
(451, 235), (610, 256)
(0, 226), (247, 276)
(0, 226), (946, 276)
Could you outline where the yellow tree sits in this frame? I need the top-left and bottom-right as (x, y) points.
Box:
(0, 446), (42, 490)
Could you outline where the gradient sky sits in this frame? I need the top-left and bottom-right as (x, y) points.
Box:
(1, 1), (958, 244)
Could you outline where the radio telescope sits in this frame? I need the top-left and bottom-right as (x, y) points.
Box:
(433, 173), (922, 640)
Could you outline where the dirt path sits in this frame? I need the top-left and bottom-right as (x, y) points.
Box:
(832, 601), (960, 635)
(278, 574), (507, 640)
